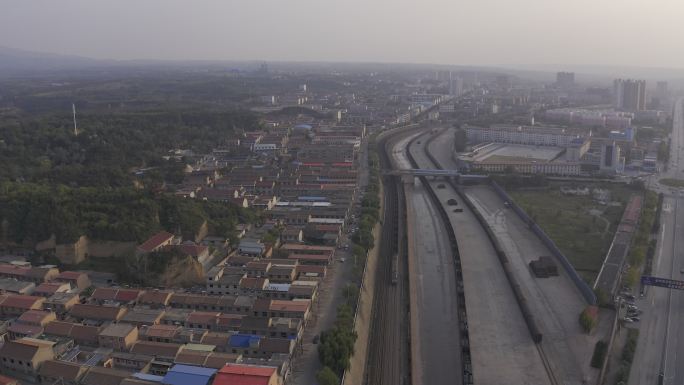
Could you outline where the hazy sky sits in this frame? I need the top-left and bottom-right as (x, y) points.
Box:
(2, 0), (683, 68)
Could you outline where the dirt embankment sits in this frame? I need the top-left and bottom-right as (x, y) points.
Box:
(157, 256), (205, 287)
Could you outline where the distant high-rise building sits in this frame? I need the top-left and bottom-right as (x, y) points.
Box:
(651, 81), (668, 109)
(600, 141), (622, 173)
(556, 72), (575, 88)
(656, 81), (668, 100)
(449, 72), (464, 97)
(614, 79), (646, 111)
(257, 62), (269, 75)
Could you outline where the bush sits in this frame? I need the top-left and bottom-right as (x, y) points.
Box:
(591, 340), (608, 368)
(579, 307), (597, 333)
(622, 329), (639, 363)
(595, 288), (611, 307)
(316, 366), (340, 385)
(342, 284), (360, 309)
(614, 329), (639, 385)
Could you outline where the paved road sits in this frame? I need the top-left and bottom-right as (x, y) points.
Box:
(630, 98), (684, 385)
(387, 128), (463, 385)
(288, 139), (366, 385)
(412, 130), (551, 385)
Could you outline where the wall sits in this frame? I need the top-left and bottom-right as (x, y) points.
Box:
(87, 241), (137, 258)
(55, 236), (88, 265)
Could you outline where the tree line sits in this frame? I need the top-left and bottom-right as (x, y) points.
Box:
(0, 182), (255, 246)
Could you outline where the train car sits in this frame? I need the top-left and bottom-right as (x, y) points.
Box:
(391, 254), (399, 285)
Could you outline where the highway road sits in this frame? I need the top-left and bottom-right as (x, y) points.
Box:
(389, 128), (464, 385)
(411, 130), (551, 385)
(630, 98), (684, 385)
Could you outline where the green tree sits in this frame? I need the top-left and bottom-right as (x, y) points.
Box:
(316, 367), (340, 385)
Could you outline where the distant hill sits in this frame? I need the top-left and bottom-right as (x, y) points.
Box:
(0, 45), (106, 75)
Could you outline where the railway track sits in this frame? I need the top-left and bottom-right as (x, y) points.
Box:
(364, 132), (410, 385)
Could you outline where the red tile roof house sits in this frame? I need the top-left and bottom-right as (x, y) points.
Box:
(32, 282), (71, 297)
(130, 341), (184, 375)
(80, 366), (132, 385)
(252, 299), (310, 321)
(211, 364), (280, 385)
(0, 294), (46, 317)
(185, 312), (220, 331)
(8, 310), (56, 340)
(39, 359), (88, 385)
(44, 321), (103, 347)
(279, 244), (334, 265)
(137, 231), (176, 254)
(139, 324), (181, 343)
(90, 287), (145, 306)
(138, 290), (174, 308)
(0, 265), (57, 284)
(0, 338), (56, 383)
(68, 303), (128, 324)
(54, 271), (91, 291)
(98, 323), (139, 351)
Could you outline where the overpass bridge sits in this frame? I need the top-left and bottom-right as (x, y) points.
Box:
(384, 168), (462, 177)
(383, 168), (489, 183)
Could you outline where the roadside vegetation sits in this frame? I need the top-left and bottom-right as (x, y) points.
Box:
(623, 190), (659, 288)
(659, 178), (684, 188)
(614, 329), (639, 385)
(317, 134), (381, 383)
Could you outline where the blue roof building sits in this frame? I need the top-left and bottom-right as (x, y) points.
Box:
(228, 334), (261, 348)
(162, 364), (217, 385)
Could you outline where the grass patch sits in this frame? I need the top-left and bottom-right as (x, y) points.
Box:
(659, 178), (684, 188)
(508, 183), (638, 283)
